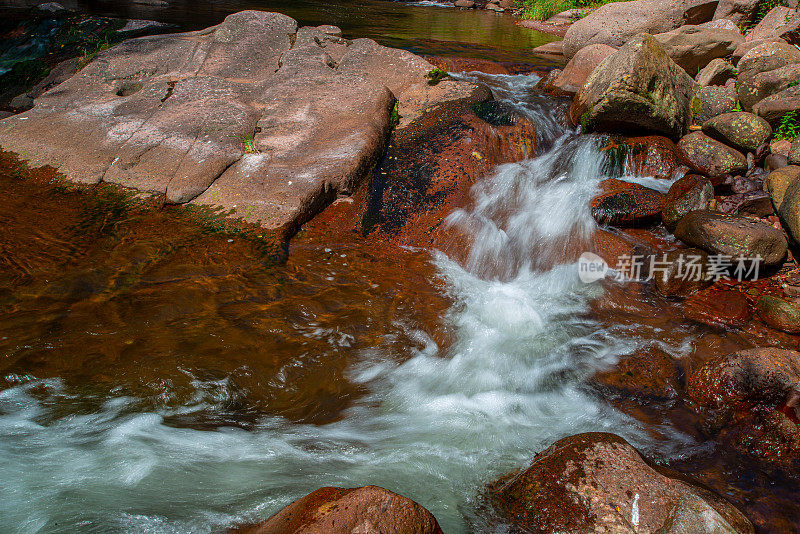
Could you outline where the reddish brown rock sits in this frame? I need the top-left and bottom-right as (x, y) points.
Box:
(591, 348), (680, 400)
(674, 210), (788, 266)
(683, 289), (752, 329)
(678, 131), (748, 182)
(753, 85), (800, 125)
(489, 432), (753, 534)
(562, 0), (720, 59)
(757, 295), (800, 334)
(531, 40), (566, 62)
(534, 68), (563, 95)
(687, 348), (800, 460)
(662, 174), (714, 231)
(551, 43), (617, 96)
(747, 6), (800, 43)
(654, 248), (713, 297)
(231, 486), (443, 533)
(653, 24), (744, 76)
(589, 227), (652, 266)
(590, 178), (664, 227)
(0, 11), (485, 242)
(606, 136), (686, 180)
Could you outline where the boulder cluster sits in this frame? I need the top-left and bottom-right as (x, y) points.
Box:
(536, 0), (800, 340)
(451, 0), (516, 13)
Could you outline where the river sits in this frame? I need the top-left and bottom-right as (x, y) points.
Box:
(0, 2), (798, 533)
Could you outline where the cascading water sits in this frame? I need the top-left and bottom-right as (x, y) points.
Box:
(0, 73), (695, 533)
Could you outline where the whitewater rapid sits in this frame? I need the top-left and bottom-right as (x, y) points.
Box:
(0, 73), (693, 533)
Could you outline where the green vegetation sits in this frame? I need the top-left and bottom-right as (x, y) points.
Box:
(775, 110), (799, 141)
(390, 102), (401, 128)
(425, 68), (449, 86)
(241, 137), (259, 154)
(76, 39), (112, 72)
(519, 0), (627, 21)
(732, 100), (743, 112)
(754, 0), (789, 24)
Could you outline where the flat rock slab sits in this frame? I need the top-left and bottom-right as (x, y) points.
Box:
(0, 10), (482, 238)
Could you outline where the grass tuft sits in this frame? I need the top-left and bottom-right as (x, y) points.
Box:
(519, 0), (628, 21)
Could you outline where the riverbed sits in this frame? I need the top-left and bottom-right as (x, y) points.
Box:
(0, 2), (799, 533)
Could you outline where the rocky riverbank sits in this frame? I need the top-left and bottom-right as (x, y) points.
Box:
(2, 1), (800, 533)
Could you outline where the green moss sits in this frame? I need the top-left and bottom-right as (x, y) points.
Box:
(425, 68), (449, 86)
(691, 95), (703, 123)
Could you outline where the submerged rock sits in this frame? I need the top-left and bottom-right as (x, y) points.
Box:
(570, 33), (695, 139)
(489, 432), (753, 534)
(0, 10), (484, 240)
(674, 210), (788, 265)
(231, 486), (443, 533)
(687, 348), (800, 460)
(655, 247), (713, 297)
(678, 131), (747, 181)
(683, 288), (752, 328)
(663, 174), (714, 231)
(591, 178), (665, 227)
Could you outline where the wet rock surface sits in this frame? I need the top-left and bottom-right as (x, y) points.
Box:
(0, 10), (484, 240)
(231, 486), (443, 534)
(674, 210), (788, 266)
(688, 348), (800, 460)
(489, 432), (753, 534)
(655, 247), (713, 297)
(662, 174), (714, 231)
(683, 288), (753, 328)
(591, 178), (665, 227)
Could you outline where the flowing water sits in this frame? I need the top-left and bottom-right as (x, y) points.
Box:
(1, 3), (799, 533)
(0, 70), (698, 533)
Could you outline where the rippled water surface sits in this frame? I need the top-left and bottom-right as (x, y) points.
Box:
(33, 0), (560, 66)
